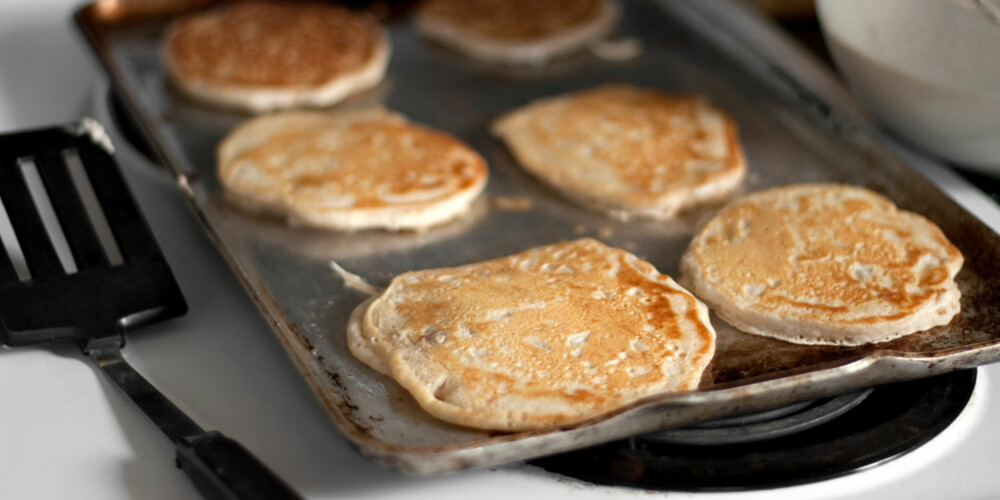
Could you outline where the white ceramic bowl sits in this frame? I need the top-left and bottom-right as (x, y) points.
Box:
(816, 0), (1000, 174)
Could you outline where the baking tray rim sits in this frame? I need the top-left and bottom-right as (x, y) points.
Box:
(73, 0), (1000, 474)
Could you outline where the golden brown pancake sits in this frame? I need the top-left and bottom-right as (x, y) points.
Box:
(493, 85), (746, 220)
(163, 1), (389, 112)
(680, 184), (964, 346)
(217, 109), (488, 231)
(414, 0), (619, 65)
(347, 238), (716, 431)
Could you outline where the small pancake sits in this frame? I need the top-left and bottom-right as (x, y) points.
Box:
(493, 85), (746, 221)
(680, 184), (964, 346)
(218, 109), (488, 231)
(414, 0), (619, 65)
(164, 1), (389, 112)
(347, 238), (716, 431)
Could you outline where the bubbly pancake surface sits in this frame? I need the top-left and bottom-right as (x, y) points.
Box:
(347, 238), (716, 431)
(415, 0), (618, 64)
(218, 109), (488, 231)
(681, 184), (964, 346)
(164, 1), (388, 110)
(493, 85), (745, 220)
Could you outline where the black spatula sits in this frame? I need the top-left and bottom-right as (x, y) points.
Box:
(0, 120), (299, 500)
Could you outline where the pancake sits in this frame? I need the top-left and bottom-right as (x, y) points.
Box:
(163, 1), (389, 112)
(217, 109), (488, 231)
(414, 0), (619, 65)
(347, 238), (716, 431)
(492, 85), (746, 221)
(680, 184), (964, 346)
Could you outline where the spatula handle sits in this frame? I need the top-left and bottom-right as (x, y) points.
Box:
(177, 431), (301, 500)
(88, 340), (301, 500)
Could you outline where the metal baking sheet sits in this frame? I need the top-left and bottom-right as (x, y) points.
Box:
(76, 0), (1000, 474)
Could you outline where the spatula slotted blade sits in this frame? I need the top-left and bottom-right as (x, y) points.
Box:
(0, 120), (300, 499)
(0, 120), (186, 346)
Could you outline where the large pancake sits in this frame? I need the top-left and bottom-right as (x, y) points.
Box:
(680, 184), (964, 346)
(414, 0), (619, 65)
(163, 1), (389, 112)
(217, 109), (488, 231)
(492, 85), (746, 220)
(347, 238), (716, 431)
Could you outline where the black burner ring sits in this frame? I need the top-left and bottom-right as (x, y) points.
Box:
(644, 388), (872, 446)
(531, 370), (976, 491)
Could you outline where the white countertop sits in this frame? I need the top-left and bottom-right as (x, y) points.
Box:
(3, 1), (1000, 499)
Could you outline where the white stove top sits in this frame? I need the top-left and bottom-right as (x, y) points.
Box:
(2, 1), (1000, 499)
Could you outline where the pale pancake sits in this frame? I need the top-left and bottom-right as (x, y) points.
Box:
(163, 1), (389, 112)
(347, 238), (716, 431)
(218, 109), (488, 231)
(680, 184), (964, 346)
(492, 85), (746, 221)
(414, 0), (619, 65)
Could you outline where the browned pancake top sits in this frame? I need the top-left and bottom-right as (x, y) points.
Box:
(522, 85), (743, 204)
(686, 184), (963, 325)
(371, 239), (714, 410)
(221, 111), (487, 211)
(166, 2), (381, 86)
(418, 0), (606, 42)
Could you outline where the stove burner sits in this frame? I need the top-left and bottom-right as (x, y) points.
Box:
(531, 370), (976, 491)
(645, 388), (872, 446)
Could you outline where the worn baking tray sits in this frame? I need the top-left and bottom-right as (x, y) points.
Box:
(76, 0), (1000, 474)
